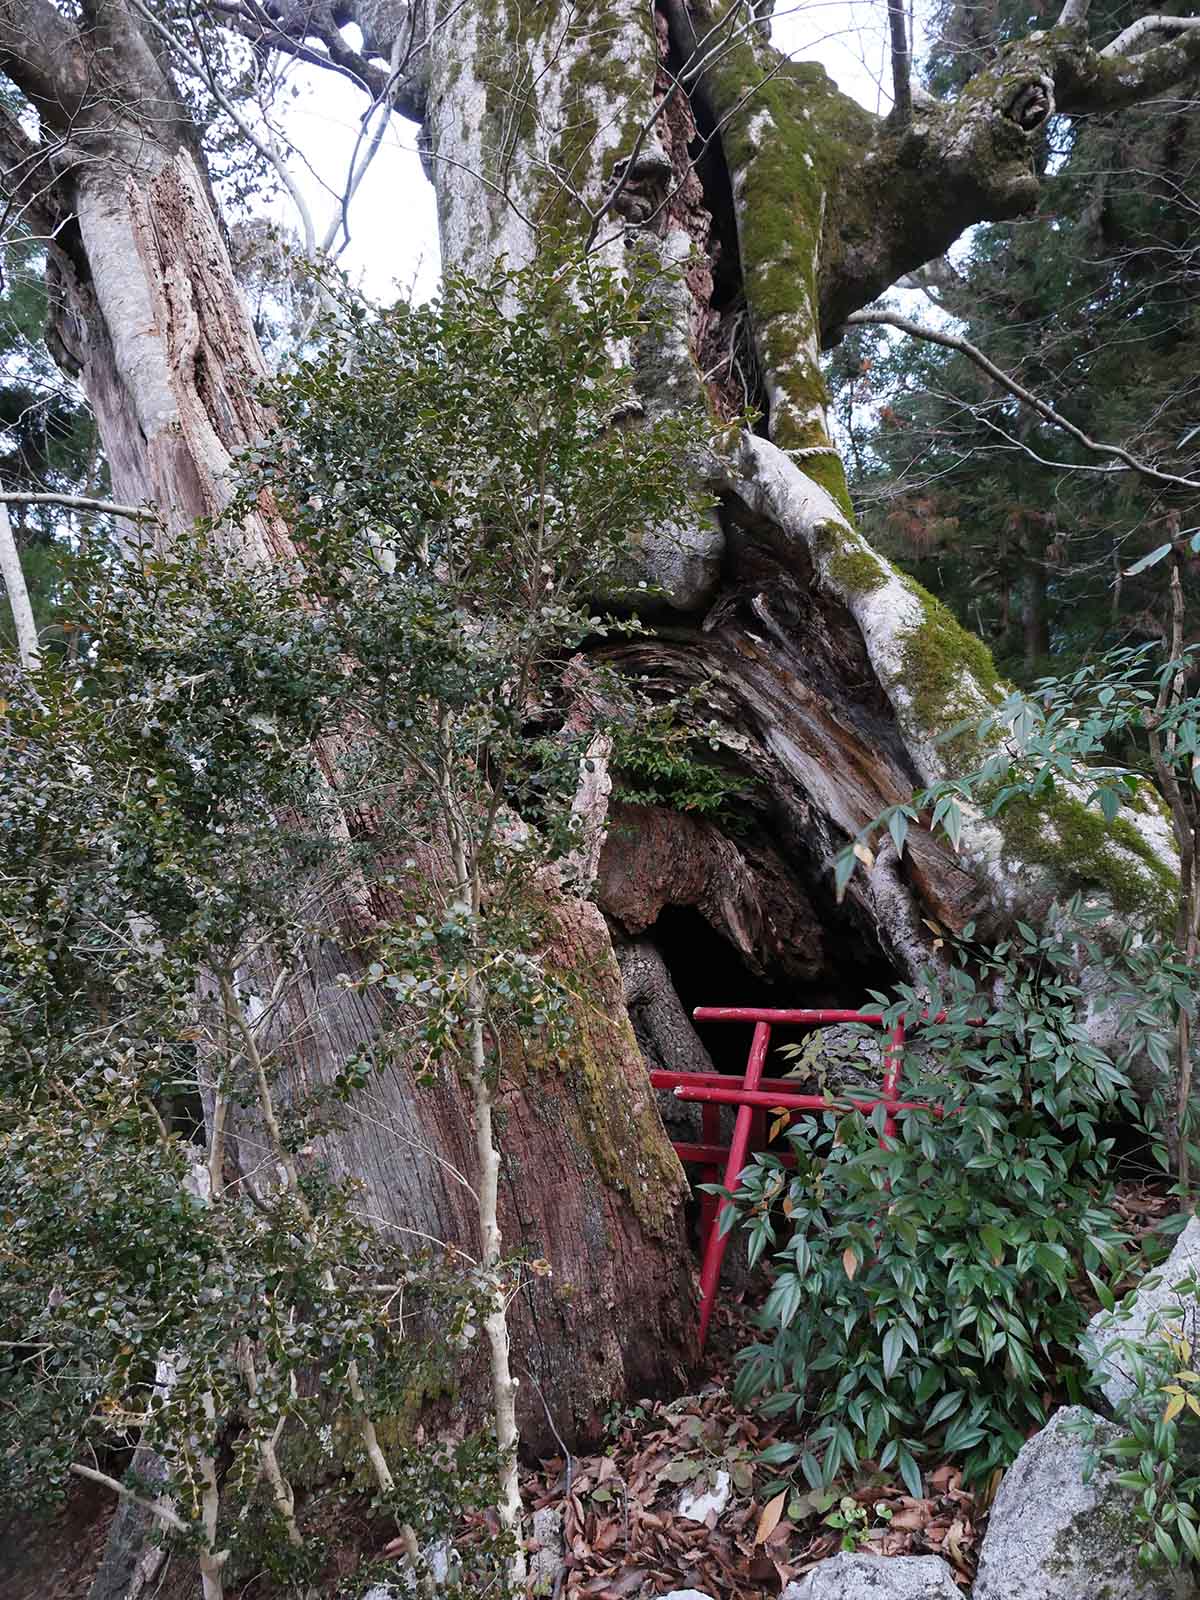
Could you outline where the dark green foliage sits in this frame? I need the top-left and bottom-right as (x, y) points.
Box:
(0, 245), (712, 1588)
(728, 914), (1138, 1492)
(610, 695), (754, 825)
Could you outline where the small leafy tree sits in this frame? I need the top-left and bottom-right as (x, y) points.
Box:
(1, 246), (711, 1594)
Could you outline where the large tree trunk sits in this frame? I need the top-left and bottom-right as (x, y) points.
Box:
(0, 0), (694, 1459)
(1, 0), (1185, 1472)
(418, 0), (1177, 1037)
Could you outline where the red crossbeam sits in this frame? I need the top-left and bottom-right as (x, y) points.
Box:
(670, 1085), (936, 1117)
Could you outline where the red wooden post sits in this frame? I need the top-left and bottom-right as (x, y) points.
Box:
(882, 1019), (905, 1142)
(696, 1019), (771, 1348)
(700, 1100), (720, 1257)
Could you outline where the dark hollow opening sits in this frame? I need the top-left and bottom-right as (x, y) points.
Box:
(647, 904), (899, 1078)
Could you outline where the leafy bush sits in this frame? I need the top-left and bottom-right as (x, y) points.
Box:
(0, 244), (712, 1593)
(766, 634), (1198, 1506)
(728, 908), (1137, 1493)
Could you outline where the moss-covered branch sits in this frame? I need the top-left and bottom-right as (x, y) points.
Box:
(687, 4), (1200, 350)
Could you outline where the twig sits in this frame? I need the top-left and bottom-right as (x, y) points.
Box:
(845, 309), (1200, 492)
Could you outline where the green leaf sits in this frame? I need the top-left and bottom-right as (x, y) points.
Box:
(925, 1390), (965, 1426)
(882, 1325), (904, 1382)
(896, 1445), (923, 1500)
(888, 810), (909, 857)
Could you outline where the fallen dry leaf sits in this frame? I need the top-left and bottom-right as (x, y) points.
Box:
(755, 1489), (787, 1545)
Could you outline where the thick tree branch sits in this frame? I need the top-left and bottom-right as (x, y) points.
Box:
(1101, 13), (1200, 57)
(1057, 21), (1200, 111)
(0, 0), (87, 125)
(203, 0), (427, 121)
(0, 104), (71, 242)
(845, 308), (1200, 493)
(808, 14), (1200, 334)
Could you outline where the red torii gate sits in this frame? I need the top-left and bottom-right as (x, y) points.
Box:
(649, 1007), (917, 1350)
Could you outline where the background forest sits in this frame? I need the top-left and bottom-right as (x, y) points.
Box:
(832, 0), (1199, 679)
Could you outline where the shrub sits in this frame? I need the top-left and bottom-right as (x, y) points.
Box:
(728, 909), (1137, 1493)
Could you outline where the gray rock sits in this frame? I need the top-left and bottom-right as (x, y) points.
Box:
(677, 1468), (731, 1523)
(780, 1552), (959, 1597)
(972, 1405), (1190, 1600)
(785, 1023), (937, 1096)
(528, 1506), (564, 1596)
(1084, 1218), (1200, 1410)
(361, 1538), (456, 1598)
(660, 1592), (718, 1600)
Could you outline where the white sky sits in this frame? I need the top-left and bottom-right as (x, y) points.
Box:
(272, 2), (900, 303)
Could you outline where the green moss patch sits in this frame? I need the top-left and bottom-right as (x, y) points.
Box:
(704, 29), (874, 457)
(812, 520), (889, 594)
(994, 788), (1177, 933)
(895, 578), (1003, 765)
(472, 2), (652, 240)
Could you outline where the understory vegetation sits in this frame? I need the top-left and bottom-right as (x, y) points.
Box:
(0, 250), (713, 1596)
(730, 636), (1200, 1570)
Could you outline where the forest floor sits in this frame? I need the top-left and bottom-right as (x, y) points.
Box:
(0, 1182), (1174, 1600)
(509, 1292), (985, 1599)
(503, 1175), (1175, 1599)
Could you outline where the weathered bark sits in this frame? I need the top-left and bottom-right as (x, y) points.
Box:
(415, 0), (1178, 1019)
(0, 0), (694, 1468)
(0, 0), (1189, 1530)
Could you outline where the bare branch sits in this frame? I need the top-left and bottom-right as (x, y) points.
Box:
(845, 308), (1200, 492)
(1101, 14), (1200, 57)
(0, 105), (73, 245)
(69, 1464), (190, 1536)
(127, 0), (318, 257)
(203, 0), (426, 121)
(0, 491), (157, 518)
(0, 502), (40, 671)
